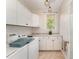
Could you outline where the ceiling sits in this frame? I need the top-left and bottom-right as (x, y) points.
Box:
(20, 0), (64, 13)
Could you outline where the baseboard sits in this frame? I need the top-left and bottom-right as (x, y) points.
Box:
(39, 50), (61, 52)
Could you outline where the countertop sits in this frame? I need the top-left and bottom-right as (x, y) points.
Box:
(6, 44), (18, 57)
(6, 37), (39, 57)
(32, 33), (62, 37)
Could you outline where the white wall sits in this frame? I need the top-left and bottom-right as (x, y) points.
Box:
(59, 0), (73, 59)
(32, 13), (60, 34)
(6, 25), (32, 43)
(59, 0), (72, 41)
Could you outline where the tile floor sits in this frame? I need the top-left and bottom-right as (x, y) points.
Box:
(39, 52), (64, 59)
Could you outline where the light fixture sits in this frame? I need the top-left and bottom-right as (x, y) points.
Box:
(44, 0), (49, 7)
(44, 0), (53, 13)
(48, 6), (52, 13)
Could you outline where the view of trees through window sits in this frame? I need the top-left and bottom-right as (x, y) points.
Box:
(47, 15), (55, 35)
(47, 15), (55, 30)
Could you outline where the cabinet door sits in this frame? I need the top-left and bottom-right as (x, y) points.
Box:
(26, 10), (32, 26)
(32, 14), (39, 27)
(16, 1), (26, 26)
(53, 37), (62, 50)
(39, 37), (47, 50)
(7, 45), (28, 59)
(28, 39), (39, 59)
(6, 0), (16, 24)
(47, 37), (54, 50)
(17, 1), (32, 26)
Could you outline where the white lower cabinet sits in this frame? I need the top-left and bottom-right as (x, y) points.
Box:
(39, 36), (62, 50)
(7, 45), (28, 59)
(53, 37), (62, 50)
(39, 37), (47, 50)
(47, 37), (54, 50)
(28, 39), (39, 59)
(7, 39), (39, 59)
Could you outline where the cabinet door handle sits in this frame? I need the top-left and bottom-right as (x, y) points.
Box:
(26, 24), (28, 25)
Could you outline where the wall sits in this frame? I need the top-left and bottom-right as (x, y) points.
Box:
(32, 13), (60, 34)
(59, 0), (73, 59)
(6, 25), (32, 43)
(59, 0), (72, 41)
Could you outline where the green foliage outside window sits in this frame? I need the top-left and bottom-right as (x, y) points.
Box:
(47, 16), (55, 30)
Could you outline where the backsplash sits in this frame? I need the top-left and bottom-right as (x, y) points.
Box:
(6, 25), (32, 43)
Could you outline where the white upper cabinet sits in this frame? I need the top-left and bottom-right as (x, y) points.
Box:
(32, 14), (40, 27)
(6, 0), (33, 27)
(6, 0), (40, 27)
(16, 0), (32, 26)
(6, 0), (17, 25)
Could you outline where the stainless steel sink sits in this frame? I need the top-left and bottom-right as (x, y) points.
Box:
(9, 37), (34, 47)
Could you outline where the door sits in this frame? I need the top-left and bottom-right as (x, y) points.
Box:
(39, 37), (47, 50)
(16, 0), (27, 26)
(6, 0), (16, 24)
(7, 45), (28, 59)
(53, 37), (62, 50)
(28, 39), (39, 59)
(47, 37), (54, 50)
(16, 0), (32, 26)
(32, 14), (39, 27)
